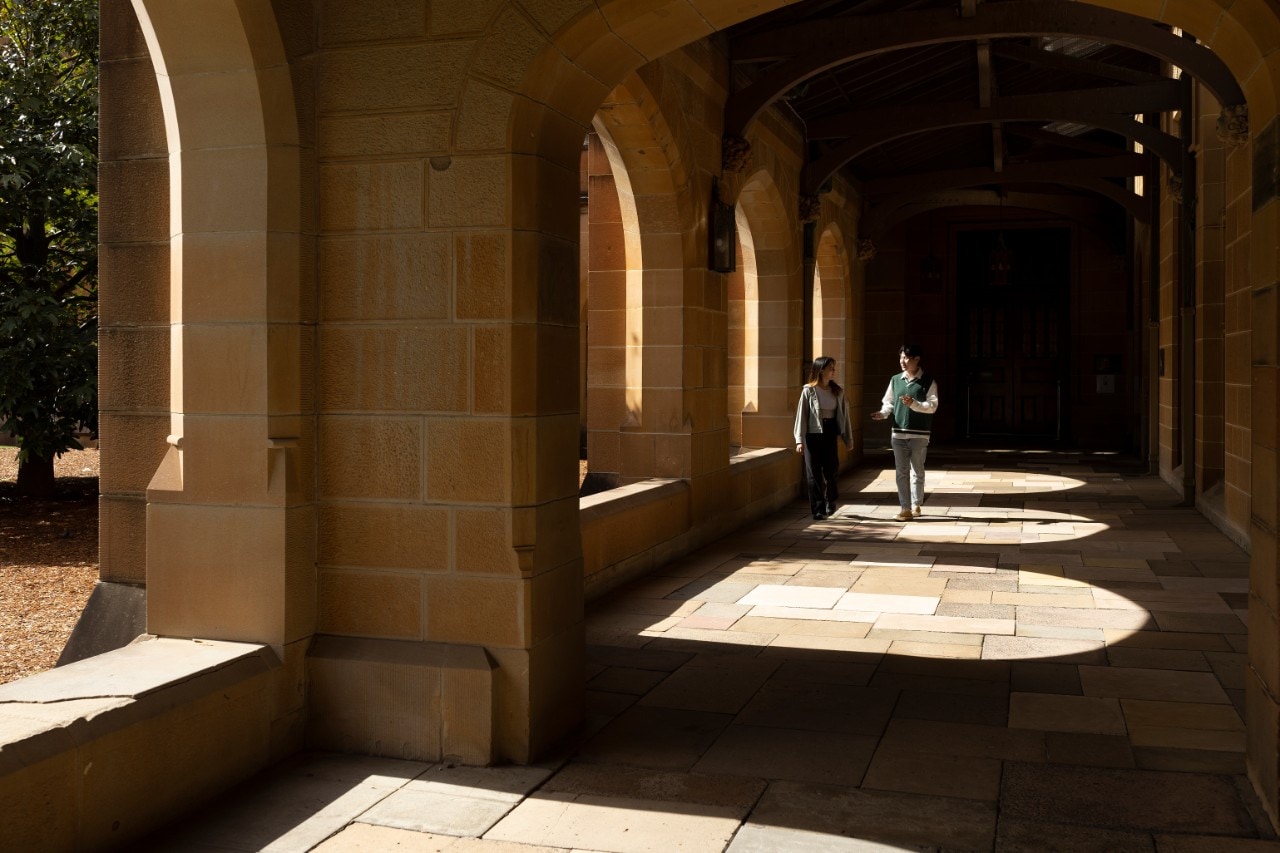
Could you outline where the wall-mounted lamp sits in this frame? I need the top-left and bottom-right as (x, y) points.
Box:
(708, 180), (736, 273)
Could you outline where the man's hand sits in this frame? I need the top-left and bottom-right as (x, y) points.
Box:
(795, 443), (804, 453)
(871, 411), (886, 421)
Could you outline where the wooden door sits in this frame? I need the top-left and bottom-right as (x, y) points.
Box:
(958, 228), (1069, 440)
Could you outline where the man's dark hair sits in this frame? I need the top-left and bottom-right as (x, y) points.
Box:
(901, 344), (923, 358)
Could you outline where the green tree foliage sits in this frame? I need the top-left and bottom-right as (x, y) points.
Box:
(0, 0), (98, 498)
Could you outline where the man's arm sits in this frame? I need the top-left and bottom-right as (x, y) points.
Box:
(904, 380), (939, 414)
(871, 381), (895, 420)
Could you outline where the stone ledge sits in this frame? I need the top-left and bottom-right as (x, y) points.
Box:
(0, 637), (281, 850)
(580, 448), (798, 600)
(579, 476), (685, 517)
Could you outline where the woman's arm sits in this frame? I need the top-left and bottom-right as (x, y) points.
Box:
(793, 386), (810, 450)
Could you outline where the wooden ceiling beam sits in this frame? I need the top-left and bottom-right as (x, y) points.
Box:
(874, 175), (1148, 223)
(991, 41), (1164, 86)
(726, 0), (1242, 136)
(864, 189), (1138, 241)
(863, 154), (1149, 197)
(803, 109), (1178, 194)
(1003, 123), (1130, 157)
(807, 82), (1181, 139)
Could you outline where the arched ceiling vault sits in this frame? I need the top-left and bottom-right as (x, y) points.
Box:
(723, 0), (1245, 227)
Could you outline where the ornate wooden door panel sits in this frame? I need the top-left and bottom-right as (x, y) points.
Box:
(958, 228), (1069, 440)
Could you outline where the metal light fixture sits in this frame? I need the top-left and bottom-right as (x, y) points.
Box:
(989, 196), (1012, 285)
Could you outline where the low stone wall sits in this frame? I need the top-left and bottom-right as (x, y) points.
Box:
(580, 448), (799, 601)
(0, 638), (285, 850)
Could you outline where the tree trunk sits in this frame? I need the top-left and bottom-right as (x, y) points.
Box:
(16, 454), (56, 499)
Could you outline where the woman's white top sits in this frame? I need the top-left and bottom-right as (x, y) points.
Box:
(816, 386), (837, 418)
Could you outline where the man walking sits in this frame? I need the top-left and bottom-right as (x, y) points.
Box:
(871, 344), (939, 521)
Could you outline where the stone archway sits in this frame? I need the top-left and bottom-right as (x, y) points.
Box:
(129, 0), (311, 659)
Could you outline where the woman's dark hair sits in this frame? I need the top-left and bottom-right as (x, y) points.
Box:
(806, 356), (841, 394)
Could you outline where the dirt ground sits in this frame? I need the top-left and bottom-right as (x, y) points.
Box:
(0, 446), (99, 684)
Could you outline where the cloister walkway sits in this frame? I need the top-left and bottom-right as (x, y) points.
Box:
(145, 451), (1277, 852)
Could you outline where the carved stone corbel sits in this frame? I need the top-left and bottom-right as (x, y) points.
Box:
(1166, 174), (1183, 205)
(722, 135), (751, 174)
(799, 193), (821, 223)
(856, 239), (876, 262)
(1216, 104), (1248, 147)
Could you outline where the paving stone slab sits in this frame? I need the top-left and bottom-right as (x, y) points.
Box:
(1009, 692), (1126, 734)
(1103, 630), (1233, 652)
(158, 773), (402, 853)
(484, 790), (742, 853)
(983, 635), (1105, 663)
(638, 662), (778, 714)
(862, 743), (1002, 801)
(542, 763), (764, 811)
(1106, 648), (1212, 671)
(737, 584), (846, 609)
(1153, 835), (1280, 852)
(994, 817), (1155, 852)
(727, 823), (936, 852)
(1017, 606), (1154, 630)
(1043, 732), (1136, 768)
(999, 762), (1255, 835)
(1010, 661), (1082, 695)
(1151, 611), (1246, 634)
(402, 764), (554, 802)
(1120, 699), (1244, 732)
(357, 788), (516, 837)
(1079, 666), (1231, 704)
(767, 658), (879, 687)
(747, 605), (877, 623)
(876, 613), (1015, 635)
(937, 602), (1016, 619)
(315, 825), (563, 851)
(1127, 725), (1245, 752)
(1132, 746), (1246, 774)
(692, 724), (878, 786)
(888, 640), (983, 659)
(1015, 623), (1106, 642)
(590, 666), (674, 696)
(748, 780), (997, 852)
(577, 706), (733, 771)
(736, 681), (898, 735)
(880, 718), (1046, 762)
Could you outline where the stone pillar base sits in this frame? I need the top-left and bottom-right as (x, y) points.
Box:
(307, 636), (496, 766)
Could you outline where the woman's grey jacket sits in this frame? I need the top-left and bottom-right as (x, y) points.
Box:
(793, 384), (854, 447)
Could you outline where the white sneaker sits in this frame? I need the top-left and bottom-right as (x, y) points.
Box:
(913, 506), (922, 517)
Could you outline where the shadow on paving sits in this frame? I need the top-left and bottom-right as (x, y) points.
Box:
(141, 450), (1276, 853)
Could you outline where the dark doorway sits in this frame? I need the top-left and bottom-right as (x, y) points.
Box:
(958, 227), (1071, 441)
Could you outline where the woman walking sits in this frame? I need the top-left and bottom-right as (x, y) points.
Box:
(794, 356), (854, 520)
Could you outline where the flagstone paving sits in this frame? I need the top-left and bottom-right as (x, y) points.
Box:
(143, 452), (1280, 852)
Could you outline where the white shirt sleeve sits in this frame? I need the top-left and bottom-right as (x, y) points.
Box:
(905, 380), (939, 414)
(878, 382), (895, 416)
